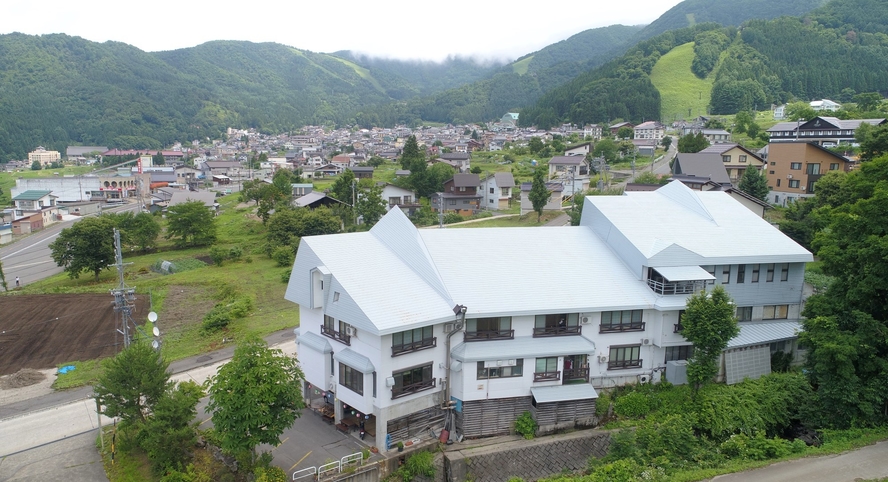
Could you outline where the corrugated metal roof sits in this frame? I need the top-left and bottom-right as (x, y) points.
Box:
(531, 384), (599, 404)
(727, 321), (801, 349)
(653, 266), (715, 281)
(451, 336), (596, 363)
(12, 190), (53, 201)
(333, 348), (375, 373)
(295, 330), (332, 354)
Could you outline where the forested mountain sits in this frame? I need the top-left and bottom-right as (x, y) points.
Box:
(635, 0), (829, 41)
(521, 0), (888, 128)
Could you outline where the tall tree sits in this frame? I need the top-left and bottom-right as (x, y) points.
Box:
(853, 92), (882, 112)
(356, 183), (387, 226)
(111, 211), (161, 252)
(677, 133), (710, 153)
(166, 200), (217, 247)
(330, 168), (357, 205)
(152, 151), (165, 166)
(681, 286), (739, 392)
(140, 381), (204, 474)
(738, 166), (769, 201)
(660, 136), (673, 151)
(206, 338), (306, 463)
(94, 341), (170, 426)
(49, 215), (116, 281)
(528, 165), (551, 222)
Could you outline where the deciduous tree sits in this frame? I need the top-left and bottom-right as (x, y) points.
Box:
(166, 200), (217, 247)
(529, 165), (551, 222)
(356, 183), (386, 226)
(140, 381), (204, 473)
(49, 215), (116, 281)
(681, 286), (739, 392)
(94, 342), (170, 426)
(205, 338), (306, 462)
(677, 133), (710, 153)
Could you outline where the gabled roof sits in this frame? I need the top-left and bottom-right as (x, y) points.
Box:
(548, 156), (584, 165)
(672, 153), (731, 185)
(450, 173), (480, 187)
(169, 191), (216, 207)
(482, 172), (515, 188)
(12, 190), (54, 201)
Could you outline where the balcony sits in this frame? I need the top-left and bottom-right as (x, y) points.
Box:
(391, 378), (436, 399)
(599, 322), (646, 334)
(562, 367), (589, 383)
(646, 278), (706, 295)
(532, 325), (582, 337)
(533, 371), (561, 382)
(608, 359), (643, 370)
(320, 324), (350, 346)
(464, 329), (515, 342)
(391, 337), (437, 357)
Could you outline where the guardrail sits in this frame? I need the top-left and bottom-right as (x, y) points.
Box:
(294, 451), (365, 481)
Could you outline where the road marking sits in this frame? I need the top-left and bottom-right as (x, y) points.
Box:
(5, 260), (55, 269)
(0, 233), (60, 260)
(289, 450), (312, 471)
(199, 415), (213, 426)
(272, 437), (289, 452)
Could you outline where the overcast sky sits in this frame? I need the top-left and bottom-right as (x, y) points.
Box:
(4, 0), (684, 62)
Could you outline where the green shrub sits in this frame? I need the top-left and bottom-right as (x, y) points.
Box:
(515, 411), (537, 439)
(202, 305), (232, 331)
(271, 246), (295, 267)
(209, 246), (227, 266)
(228, 297), (255, 319)
(443, 212), (464, 224)
(719, 432), (792, 460)
(771, 351), (794, 373)
(281, 269), (292, 283)
(634, 414), (699, 463)
(390, 450), (435, 482)
(254, 466), (287, 482)
(595, 391), (612, 418)
(228, 246), (243, 261)
(614, 391), (652, 418)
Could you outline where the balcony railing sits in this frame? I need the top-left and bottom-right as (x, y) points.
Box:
(599, 322), (646, 334)
(533, 371), (561, 382)
(562, 367), (589, 382)
(532, 325), (582, 337)
(391, 337), (437, 357)
(647, 279), (706, 295)
(674, 323), (684, 333)
(608, 359), (643, 370)
(464, 329), (515, 342)
(320, 324), (350, 346)
(391, 378), (436, 399)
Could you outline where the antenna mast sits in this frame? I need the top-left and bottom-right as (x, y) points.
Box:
(110, 228), (136, 349)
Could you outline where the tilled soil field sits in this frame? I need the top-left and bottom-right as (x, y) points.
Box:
(0, 293), (150, 375)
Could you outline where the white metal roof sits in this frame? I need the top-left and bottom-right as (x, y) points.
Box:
(333, 348), (376, 374)
(451, 336), (596, 363)
(652, 266), (715, 281)
(531, 384), (599, 404)
(584, 181), (813, 264)
(726, 321), (801, 349)
(295, 330), (332, 354)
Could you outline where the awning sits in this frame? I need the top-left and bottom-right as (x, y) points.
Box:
(531, 384), (599, 404)
(652, 265), (715, 281)
(727, 321), (801, 349)
(295, 330), (332, 354)
(333, 348), (376, 374)
(451, 336), (596, 363)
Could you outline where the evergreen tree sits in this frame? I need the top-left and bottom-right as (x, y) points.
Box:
(738, 166), (769, 201)
(528, 165), (551, 222)
(94, 342), (170, 426)
(682, 286), (739, 392)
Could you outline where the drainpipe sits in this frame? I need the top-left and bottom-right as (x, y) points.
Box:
(444, 304), (467, 409)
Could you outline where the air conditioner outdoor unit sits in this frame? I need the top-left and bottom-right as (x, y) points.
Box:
(581, 317), (590, 324)
(507, 359), (516, 366)
(638, 375), (650, 384)
(346, 326), (357, 337)
(443, 322), (456, 333)
(641, 338), (651, 345)
(598, 355), (609, 363)
(787, 174), (793, 179)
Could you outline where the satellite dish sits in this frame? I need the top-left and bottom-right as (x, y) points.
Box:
(152, 340), (159, 350)
(153, 327), (160, 337)
(148, 312), (158, 323)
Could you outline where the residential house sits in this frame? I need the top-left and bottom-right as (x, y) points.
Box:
(766, 116), (886, 146)
(479, 172), (516, 210)
(379, 184), (420, 215)
(440, 153), (471, 173)
(671, 153), (732, 187)
(633, 121), (665, 140)
(10, 190), (60, 233)
(294, 192), (344, 210)
(548, 156), (587, 178)
(609, 122), (634, 136)
(698, 143), (766, 184)
(520, 181), (564, 215)
(764, 141), (853, 205)
(285, 181), (811, 450)
(810, 99), (841, 112)
(564, 143), (591, 157)
(292, 184), (314, 198)
(175, 166), (201, 185)
(433, 174), (482, 215)
(700, 129), (731, 144)
(773, 105), (786, 120)
(352, 167), (375, 179)
(331, 155), (354, 171)
(200, 161), (243, 179)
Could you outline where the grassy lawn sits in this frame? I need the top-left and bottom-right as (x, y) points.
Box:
(650, 42), (714, 123)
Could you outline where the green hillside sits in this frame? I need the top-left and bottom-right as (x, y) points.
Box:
(649, 42), (714, 122)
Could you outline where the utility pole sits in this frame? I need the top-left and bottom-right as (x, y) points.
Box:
(110, 229), (135, 349)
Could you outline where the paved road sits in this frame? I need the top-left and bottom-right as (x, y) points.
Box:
(0, 203), (138, 288)
(712, 441), (888, 482)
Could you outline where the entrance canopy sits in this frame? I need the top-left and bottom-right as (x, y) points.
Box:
(652, 265), (715, 281)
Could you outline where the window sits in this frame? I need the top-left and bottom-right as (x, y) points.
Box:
(739, 155), (748, 163)
(769, 341), (787, 354)
(776, 179), (781, 187)
(722, 266), (731, 284)
(489, 187), (495, 194)
(807, 180), (817, 193)
(459, 186), (466, 192)
(501, 188), (509, 196)
(392, 326), (436, 356)
(463, 200), (470, 205)
(600, 310), (644, 333)
(534, 313), (580, 336)
(737, 265), (746, 284)
(790, 162), (802, 170)
(322, 315), (350, 345)
(608, 345), (642, 370)
(333, 292), (340, 302)
(806, 164), (820, 175)
(766, 264), (775, 282)
(736, 306), (753, 322)
(449, 200), (456, 205)
(372, 372), (377, 398)
(339, 363), (363, 395)
(534, 357), (560, 381)
(781, 264), (789, 281)
(477, 359), (523, 379)
(391, 364), (435, 399)
(722, 155), (731, 163)
(465, 317), (513, 341)
(763, 305), (789, 320)
(770, 161), (776, 166)
(389, 197), (401, 205)
(829, 163), (839, 170)
(403, 196), (412, 204)
(665, 345), (694, 363)
(674, 310), (685, 333)
(788, 180), (800, 188)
